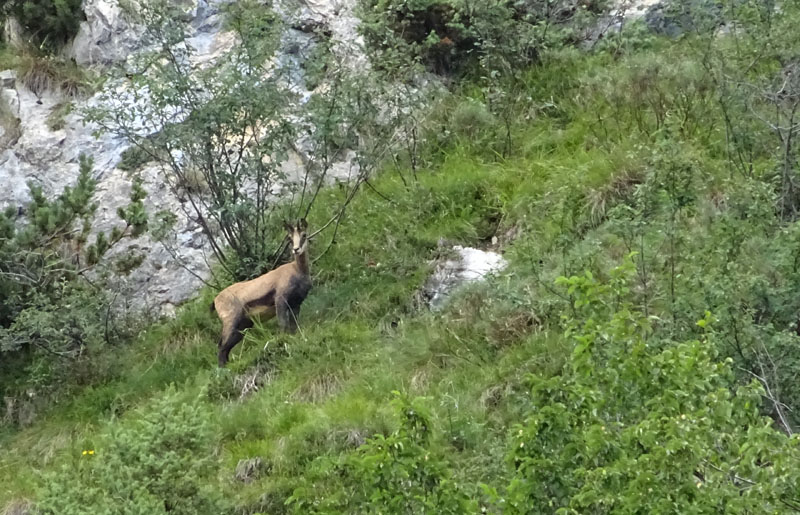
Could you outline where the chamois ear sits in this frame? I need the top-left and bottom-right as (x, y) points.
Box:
(283, 220), (294, 233)
(298, 218), (308, 231)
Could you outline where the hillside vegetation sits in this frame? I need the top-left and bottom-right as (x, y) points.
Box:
(3, 0), (800, 513)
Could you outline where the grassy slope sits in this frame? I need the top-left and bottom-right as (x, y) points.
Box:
(0, 38), (743, 511)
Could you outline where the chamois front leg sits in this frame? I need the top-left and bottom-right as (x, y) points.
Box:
(276, 275), (311, 334)
(276, 296), (300, 334)
(218, 313), (254, 367)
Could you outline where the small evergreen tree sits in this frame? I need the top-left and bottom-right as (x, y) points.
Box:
(0, 155), (147, 406)
(1, 0), (85, 50)
(38, 389), (227, 514)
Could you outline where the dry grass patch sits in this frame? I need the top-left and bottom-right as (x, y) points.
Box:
(486, 310), (540, 350)
(291, 372), (344, 403)
(234, 368), (274, 400)
(1, 498), (34, 515)
(18, 53), (95, 98)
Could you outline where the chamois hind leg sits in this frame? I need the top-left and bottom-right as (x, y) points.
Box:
(218, 314), (253, 367)
(276, 296), (301, 334)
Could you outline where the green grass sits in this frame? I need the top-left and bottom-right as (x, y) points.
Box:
(0, 143), (580, 509)
(1, 32), (786, 511)
(45, 101), (72, 131)
(0, 43), (99, 99)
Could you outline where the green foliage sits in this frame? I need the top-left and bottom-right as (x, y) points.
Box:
(10, 2), (800, 513)
(87, 0), (401, 280)
(503, 262), (800, 513)
(358, 0), (607, 75)
(38, 389), (226, 514)
(289, 393), (476, 513)
(683, 0), (800, 216)
(592, 18), (657, 56)
(1, 155), (95, 328)
(117, 145), (154, 173)
(86, 0), (293, 278)
(0, 155), (148, 409)
(1, 0), (84, 51)
(342, 395), (475, 513)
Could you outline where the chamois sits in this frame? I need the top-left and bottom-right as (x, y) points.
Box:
(211, 219), (312, 367)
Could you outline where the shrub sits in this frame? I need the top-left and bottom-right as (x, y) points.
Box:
(289, 393), (476, 513)
(345, 394), (475, 513)
(2, 0), (85, 51)
(17, 51), (97, 96)
(38, 389), (227, 514)
(117, 145), (155, 173)
(502, 261), (800, 513)
(0, 155), (148, 407)
(86, 0), (385, 280)
(358, 0), (608, 75)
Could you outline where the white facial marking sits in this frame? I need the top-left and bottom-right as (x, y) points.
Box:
(292, 229), (306, 254)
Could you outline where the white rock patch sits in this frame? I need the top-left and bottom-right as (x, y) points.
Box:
(425, 246), (508, 310)
(614, 0), (663, 18)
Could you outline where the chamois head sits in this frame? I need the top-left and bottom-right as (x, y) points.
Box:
(284, 218), (308, 256)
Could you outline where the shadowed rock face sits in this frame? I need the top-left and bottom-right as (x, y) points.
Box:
(590, 1), (730, 59)
(642, 0), (727, 37)
(66, 0), (146, 67)
(0, 0), (362, 316)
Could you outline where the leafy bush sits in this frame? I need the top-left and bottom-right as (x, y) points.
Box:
(117, 145), (155, 173)
(502, 261), (800, 513)
(289, 394), (476, 513)
(38, 389), (227, 514)
(344, 394), (475, 513)
(2, 0), (85, 51)
(358, 0), (607, 75)
(87, 0), (397, 280)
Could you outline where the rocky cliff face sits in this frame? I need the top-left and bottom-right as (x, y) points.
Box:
(0, 0), (361, 316)
(0, 0), (672, 316)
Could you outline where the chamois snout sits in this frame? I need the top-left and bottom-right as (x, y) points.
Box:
(289, 219), (308, 257)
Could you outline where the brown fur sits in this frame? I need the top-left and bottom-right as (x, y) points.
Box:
(212, 219), (312, 367)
